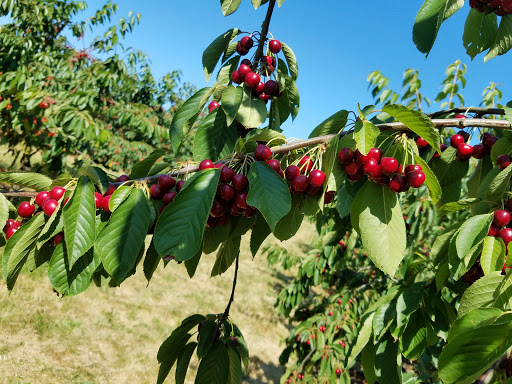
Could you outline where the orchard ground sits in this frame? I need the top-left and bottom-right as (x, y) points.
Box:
(0, 222), (316, 383)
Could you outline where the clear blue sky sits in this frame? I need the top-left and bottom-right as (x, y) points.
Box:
(79, 0), (511, 139)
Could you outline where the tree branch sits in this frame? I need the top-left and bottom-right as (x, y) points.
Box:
(428, 107), (506, 118)
(220, 254), (240, 324)
(251, 0), (277, 72)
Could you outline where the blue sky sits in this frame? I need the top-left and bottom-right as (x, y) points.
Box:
(79, 0), (511, 139)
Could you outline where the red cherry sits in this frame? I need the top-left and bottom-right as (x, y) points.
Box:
(230, 202), (244, 216)
(407, 171), (426, 188)
(231, 70), (243, 84)
(244, 72), (260, 88)
(199, 159), (215, 170)
(485, 135), (499, 149)
(54, 232), (64, 246)
(489, 224), (499, 236)
(208, 100), (220, 113)
(362, 158), (380, 175)
(336, 368), (342, 376)
(176, 179), (185, 192)
(324, 191), (335, 204)
(285, 165), (300, 181)
(338, 148), (354, 164)
(237, 64), (251, 79)
(505, 198), (512, 212)
(345, 162), (360, 175)
(254, 82), (264, 95)
(43, 199), (59, 216)
(115, 175), (130, 183)
(268, 39), (282, 53)
(217, 213), (230, 226)
(102, 194), (112, 212)
(240, 36), (253, 50)
(163, 191), (177, 204)
(149, 184), (163, 200)
(17, 201), (35, 218)
(354, 150), (371, 165)
(210, 199), (227, 218)
(263, 80), (279, 97)
(50, 186), (66, 201)
(450, 134), (465, 148)
(243, 206), (257, 218)
(94, 192), (103, 209)
(387, 173), (408, 193)
(347, 168), (364, 182)
(456, 144), (473, 161)
(298, 156), (313, 174)
(104, 183), (116, 196)
(236, 42), (249, 55)
(35, 191), (50, 207)
(291, 175), (309, 192)
(3, 219), (16, 232)
(259, 93), (269, 103)
(472, 144), (487, 159)
(309, 170), (326, 187)
(158, 175), (176, 192)
(455, 114), (467, 119)
(254, 144), (272, 161)
(404, 164), (422, 174)
(497, 228), (512, 245)
(380, 157), (398, 175)
(232, 174), (249, 191)
(482, 132), (493, 144)
(368, 148), (382, 163)
(6, 226), (18, 240)
(493, 210), (511, 227)
(240, 59), (252, 66)
(220, 166), (235, 183)
(219, 184), (235, 201)
(416, 137), (428, 149)
(235, 192), (248, 209)
(266, 159), (281, 173)
(497, 154), (512, 170)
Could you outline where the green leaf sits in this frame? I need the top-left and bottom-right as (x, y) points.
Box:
(458, 271), (512, 317)
(481, 236), (506, 275)
(280, 42), (298, 81)
(486, 163), (512, 202)
(220, 0), (242, 16)
(336, 186), (353, 219)
(455, 214), (492, 260)
(170, 87), (213, 151)
(383, 104), (441, 153)
(48, 246), (100, 296)
(175, 342), (197, 384)
(308, 110), (348, 138)
(413, 0), (456, 56)
(143, 240), (160, 284)
(375, 335), (402, 384)
(485, 14), (512, 62)
(273, 195), (304, 241)
(130, 149), (165, 179)
(251, 0), (269, 9)
(195, 341), (229, 384)
(197, 320), (218, 359)
(354, 120), (380, 155)
(235, 85), (268, 128)
(447, 308), (504, 343)
(203, 28), (240, 83)
(95, 189), (151, 283)
(155, 169), (220, 261)
(439, 198), (480, 216)
(439, 316), (512, 383)
(63, 176), (96, 269)
(193, 108), (237, 162)
(250, 213), (271, 257)
(83, 166), (110, 194)
(491, 137), (512, 164)
(109, 185), (133, 212)
(346, 312), (375, 367)
(158, 314), (205, 363)
(185, 250), (202, 278)
(0, 193), (13, 231)
(246, 162), (291, 231)
(350, 182), (406, 276)
(0, 172), (52, 191)
(211, 235), (241, 276)
(396, 282), (426, 331)
(227, 345), (243, 384)
(463, 9), (498, 60)
(26, 241), (53, 272)
(399, 310), (427, 360)
(3, 213), (45, 290)
(505, 100), (512, 127)
(414, 155), (442, 204)
(221, 85), (244, 126)
(245, 127), (286, 145)
(361, 342), (378, 384)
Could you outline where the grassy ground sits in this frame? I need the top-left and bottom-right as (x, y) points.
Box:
(0, 224), (315, 384)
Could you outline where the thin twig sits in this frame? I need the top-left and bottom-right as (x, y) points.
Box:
(428, 107), (505, 118)
(251, 0), (276, 72)
(220, 254), (240, 323)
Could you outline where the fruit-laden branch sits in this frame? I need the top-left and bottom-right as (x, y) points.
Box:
(2, 112), (511, 197)
(251, 0), (277, 72)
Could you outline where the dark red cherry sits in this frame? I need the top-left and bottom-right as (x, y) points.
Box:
(380, 157), (398, 175)
(472, 144), (487, 159)
(497, 228), (512, 245)
(35, 191), (50, 207)
(285, 165), (300, 181)
(298, 156), (313, 174)
(94, 192), (103, 209)
(338, 148), (355, 164)
(404, 164), (422, 174)
(266, 159), (281, 173)
(450, 134), (465, 148)
(254, 144), (272, 161)
(199, 159), (215, 170)
(219, 184), (235, 201)
(235, 192), (248, 209)
(163, 191), (177, 205)
(220, 166), (235, 183)
(308, 170), (326, 187)
(416, 137), (428, 149)
(43, 199), (59, 216)
(387, 174), (408, 193)
(497, 154), (512, 170)
(176, 179), (185, 192)
(493, 210), (511, 227)
(291, 175), (309, 192)
(232, 174), (249, 191)
(158, 175), (176, 192)
(150, 184), (163, 200)
(345, 162), (360, 175)
(407, 171), (426, 188)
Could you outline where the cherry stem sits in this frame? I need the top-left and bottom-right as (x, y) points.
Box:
(251, 0), (276, 72)
(220, 253), (240, 324)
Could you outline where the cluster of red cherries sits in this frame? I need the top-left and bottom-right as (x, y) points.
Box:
(428, 130), (497, 162)
(207, 36), (282, 113)
(488, 207), (512, 246)
(470, 0), (512, 15)
(337, 147), (426, 192)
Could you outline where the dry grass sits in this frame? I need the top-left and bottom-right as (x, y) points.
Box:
(0, 224), (315, 384)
